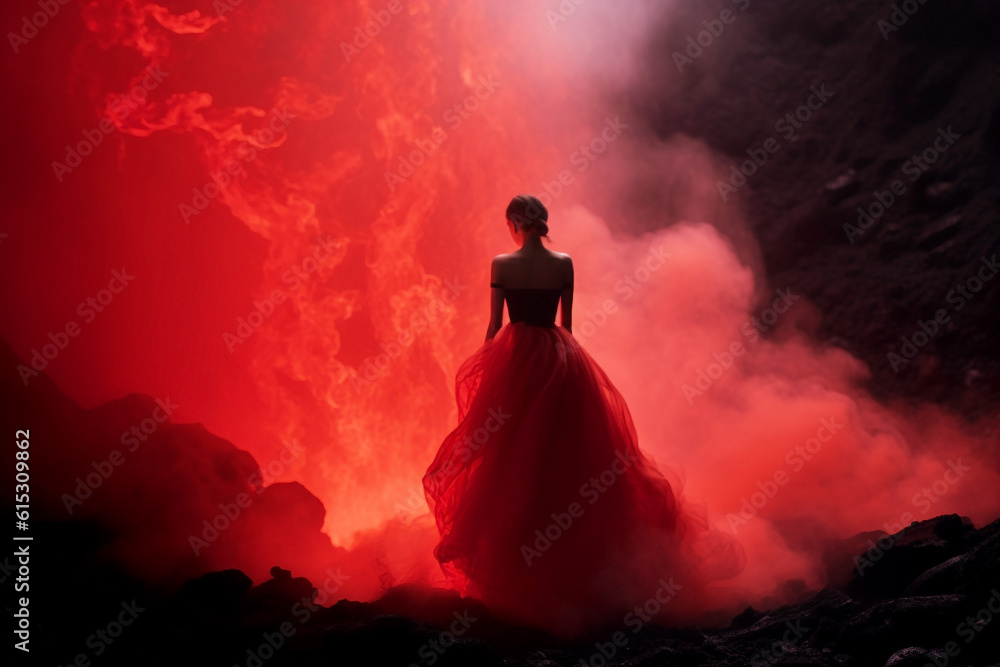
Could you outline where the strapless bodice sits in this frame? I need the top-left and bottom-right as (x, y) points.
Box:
(491, 283), (570, 328)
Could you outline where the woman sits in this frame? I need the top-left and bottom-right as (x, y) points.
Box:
(423, 195), (744, 636)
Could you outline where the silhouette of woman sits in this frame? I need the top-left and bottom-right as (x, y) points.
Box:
(423, 195), (744, 636)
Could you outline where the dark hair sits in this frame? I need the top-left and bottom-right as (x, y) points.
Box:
(505, 194), (549, 238)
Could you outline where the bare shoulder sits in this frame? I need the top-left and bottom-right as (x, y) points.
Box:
(490, 254), (507, 284)
(555, 252), (573, 284)
(552, 251), (573, 270)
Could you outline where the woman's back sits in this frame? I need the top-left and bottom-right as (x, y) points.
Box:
(491, 249), (573, 329)
(492, 248), (573, 290)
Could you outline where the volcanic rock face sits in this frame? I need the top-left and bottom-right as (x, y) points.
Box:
(0, 337), (348, 590)
(625, 0), (1000, 415)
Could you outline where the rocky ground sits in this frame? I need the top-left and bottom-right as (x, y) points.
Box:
(16, 513), (1000, 666)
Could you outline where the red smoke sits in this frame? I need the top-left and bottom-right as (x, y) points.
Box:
(2, 0), (998, 618)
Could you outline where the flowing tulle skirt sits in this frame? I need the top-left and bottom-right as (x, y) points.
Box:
(423, 323), (744, 635)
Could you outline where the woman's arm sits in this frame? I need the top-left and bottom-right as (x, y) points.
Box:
(560, 256), (574, 333)
(486, 257), (504, 341)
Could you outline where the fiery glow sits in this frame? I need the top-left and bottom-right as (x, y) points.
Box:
(3, 0), (998, 614)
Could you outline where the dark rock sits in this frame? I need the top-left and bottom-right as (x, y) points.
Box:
(178, 569), (253, 617)
(18, 510), (1000, 666)
(915, 213), (962, 250)
(524, 649), (576, 666)
(825, 169), (857, 192)
(269, 565), (292, 580)
(316, 614), (504, 667)
(729, 605), (761, 630)
(712, 589), (852, 653)
(838, 595), (969, 663)
(905, 555), (964, 596)
(955, 530), (1000, 595)
(243, 570), (317, 622)
(884, 646), (929, 667)
(827, 529), (891, 588)
(842, 515), (974, 599)
(807, 615), (843, 650)
(919, 179), (974, 213)
(824, 169), (861, 202)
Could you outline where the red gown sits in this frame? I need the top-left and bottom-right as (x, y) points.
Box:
(423, 283), (745, 636)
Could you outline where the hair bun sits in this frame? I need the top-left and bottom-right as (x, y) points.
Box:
(506, 194), (550, 238)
